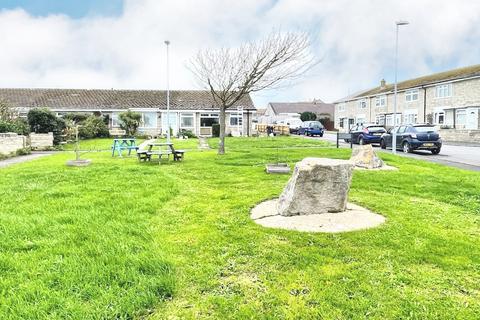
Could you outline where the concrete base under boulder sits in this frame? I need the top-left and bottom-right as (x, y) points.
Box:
(251, 199), (385, 233)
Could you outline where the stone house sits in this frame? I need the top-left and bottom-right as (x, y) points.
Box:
(334, 65), (480, 134)
(0, 88), (256, 137)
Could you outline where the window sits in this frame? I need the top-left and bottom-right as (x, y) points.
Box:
(337, 103), (346, 112)
(405, 89), (419, 102)
(386, 114), (401, 126)
(403, 113), (418, 124)
(200, 113), (219, 127)
(456, 109), (466, 125)
(180, 113), (194, 128)
(397, 126), (406, 134)
(111, 113), (120, 127)
(141, 112), (157, 128)
(435, 84), (452, 98)
(358, 99), (367, 109)
(386, 115), (393, 126)
(376, 114), (385, 125)
(375, 95), (386, 108)
(230, 114), (243, 126)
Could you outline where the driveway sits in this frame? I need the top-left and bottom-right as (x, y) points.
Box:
(311, 132), (480, 171)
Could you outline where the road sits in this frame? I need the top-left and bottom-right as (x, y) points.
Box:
(317, 132), (480, 171)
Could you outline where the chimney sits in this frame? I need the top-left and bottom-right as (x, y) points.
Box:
(380, 79), (386, 88)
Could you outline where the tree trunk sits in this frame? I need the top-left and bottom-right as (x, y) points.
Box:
(218, 107), (226, 155)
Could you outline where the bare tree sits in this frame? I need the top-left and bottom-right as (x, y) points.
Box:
(190, 31), (317, 154)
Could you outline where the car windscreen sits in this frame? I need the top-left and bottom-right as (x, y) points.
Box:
(307, 122), (323, 128)
(413, 126), (436, 133)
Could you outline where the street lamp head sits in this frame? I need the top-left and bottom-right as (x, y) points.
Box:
(396, 20), (409, 26)
(164, 40), (170, 45)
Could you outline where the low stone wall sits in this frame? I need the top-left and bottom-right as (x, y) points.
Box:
(439, 129), (480, 144)
(29, 132), (54, 150)
(0, 133), (27, 155)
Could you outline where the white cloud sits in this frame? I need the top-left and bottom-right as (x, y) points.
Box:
(0, 0), (479, 107)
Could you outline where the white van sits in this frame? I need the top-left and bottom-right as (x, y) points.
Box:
(277, 118), (303, 133)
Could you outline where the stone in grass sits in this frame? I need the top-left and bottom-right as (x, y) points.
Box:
(350, 144), (384, 169)
(277, 158), (354, 216)
(265, 163), (291, 174)
(66, 159), (91, 167)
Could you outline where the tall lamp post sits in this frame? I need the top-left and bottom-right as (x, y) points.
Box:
(392, 20), (409, 154)
(164, 40), (171, 143)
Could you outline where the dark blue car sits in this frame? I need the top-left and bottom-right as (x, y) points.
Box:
(348, 124), (386, 145)
(298, 121), (325, 137)
(380, 124), (442, 154)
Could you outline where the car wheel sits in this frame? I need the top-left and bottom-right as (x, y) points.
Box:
(359, 137), (364, 145)
(431, 148), (440, 155)
(320, 133), (324, 137)
(402, 141), (412, 153)
(380, 139), (386, 149)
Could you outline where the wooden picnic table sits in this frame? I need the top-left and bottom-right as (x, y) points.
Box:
(111, 138), (137, 157)
(137, 142), (185, 163)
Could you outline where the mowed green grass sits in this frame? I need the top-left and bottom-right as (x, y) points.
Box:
(0, 137), (479, 319)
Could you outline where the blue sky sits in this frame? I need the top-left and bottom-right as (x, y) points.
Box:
(1, 0), (123, 18)
(0, 0), (478, 107)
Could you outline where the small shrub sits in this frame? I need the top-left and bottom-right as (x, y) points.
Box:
(0, 120), (15, 133)
(79, 115), (110, 139)
(119, 111), (141, 136)
(0, 119), (30, 135)
(27, 108), (64, 144)
(15, 147), (31, 156)
(180, 129), (196, 138)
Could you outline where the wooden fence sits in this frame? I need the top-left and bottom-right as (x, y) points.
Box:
(256, 124), (290, 135)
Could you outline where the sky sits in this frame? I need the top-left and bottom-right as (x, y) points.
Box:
(0, 0), (479, 108)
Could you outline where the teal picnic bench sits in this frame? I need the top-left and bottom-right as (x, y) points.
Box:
(111, 138), (137, 157)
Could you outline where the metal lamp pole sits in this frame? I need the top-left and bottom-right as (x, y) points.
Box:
(392, 20), (409, 154)
(165, 40), (171, 143)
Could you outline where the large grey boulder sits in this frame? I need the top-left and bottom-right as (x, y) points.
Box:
(350, 145), (384, 169)
(277, 158), (354, 216)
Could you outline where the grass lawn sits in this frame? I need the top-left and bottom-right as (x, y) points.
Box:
(61, 137), (199, 152)
(0, 136), (479, 319)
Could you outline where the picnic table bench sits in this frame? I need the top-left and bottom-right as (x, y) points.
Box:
(111, 138), (137, 157)
(137, 142), (185, 162)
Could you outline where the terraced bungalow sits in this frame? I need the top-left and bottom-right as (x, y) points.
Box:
(0, 88), (256, 137)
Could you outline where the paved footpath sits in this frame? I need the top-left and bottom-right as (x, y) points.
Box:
(0, 152), (54, 169)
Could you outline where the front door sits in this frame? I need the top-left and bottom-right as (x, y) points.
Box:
(161, 112), (178, 136)
(466, 108), (479, 130)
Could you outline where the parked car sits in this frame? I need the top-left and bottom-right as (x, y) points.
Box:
(380, 124), (442, 154)
(298, 121), (324, 137)
(347, 123), (386, 145)
(277, 118), (303, 134)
